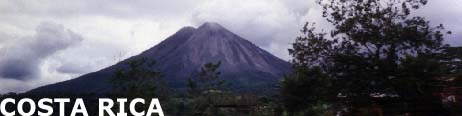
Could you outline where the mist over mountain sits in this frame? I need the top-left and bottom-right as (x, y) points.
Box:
(29, 22), (290, 94)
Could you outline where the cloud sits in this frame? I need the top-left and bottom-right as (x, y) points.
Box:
(0, 22), (83, 80)
(55, 57), (95, 74)
(413, 0), (462, 46)
(190, 0), (321, 60)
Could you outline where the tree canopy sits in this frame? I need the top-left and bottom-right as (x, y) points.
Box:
(282, 0), (453, 115)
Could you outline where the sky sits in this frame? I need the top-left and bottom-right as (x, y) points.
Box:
(0, 0), (461, 93)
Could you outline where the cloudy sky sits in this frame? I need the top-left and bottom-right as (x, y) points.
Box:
(0, 0), (460, 93)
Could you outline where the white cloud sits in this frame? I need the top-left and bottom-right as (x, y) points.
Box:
(0, 22), (83, 93)
(414, 0), (462, 45)
(0, 22), (82, 80)
(191, 0), (320, 59)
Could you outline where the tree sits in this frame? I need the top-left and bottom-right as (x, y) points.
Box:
(110, 57), (173, 115)
(284, 0), (452, 115)
(186, 62), (228, 116)
(111, 57), (170, 98)
(187, 62), (226, 96)
(281, 23), (336, 115)
(280, 67), (334, 116)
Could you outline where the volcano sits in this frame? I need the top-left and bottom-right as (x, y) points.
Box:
(30, 22), (290, 94)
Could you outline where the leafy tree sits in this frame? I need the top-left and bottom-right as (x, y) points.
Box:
(284, 0), (452, 115)
(280, 67), (334, 116)
(111, 57), (170, 98)
(187, 62), (226, 97)
(281, 23), (336, 115)
(110, 57), (173, 115)
(186, 62), (229, 116)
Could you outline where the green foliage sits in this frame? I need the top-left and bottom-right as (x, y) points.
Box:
(280, 67), (333, 115)
(110, 57), (174, 115)
(281, 22), (336, 115)
(186, 61), (230, 116)
(283, 0), (454, 115)
(318, 0), (449, 110)
(111, 57), (170, 98)
(187, 62), (227, 96)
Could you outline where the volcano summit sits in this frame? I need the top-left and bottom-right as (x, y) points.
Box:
(30, 22), (290, 94)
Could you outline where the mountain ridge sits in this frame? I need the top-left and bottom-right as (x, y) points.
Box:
(29, 22), (290, 94)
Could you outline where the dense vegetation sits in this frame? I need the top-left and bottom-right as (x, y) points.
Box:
(279, 0), (461, 115)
